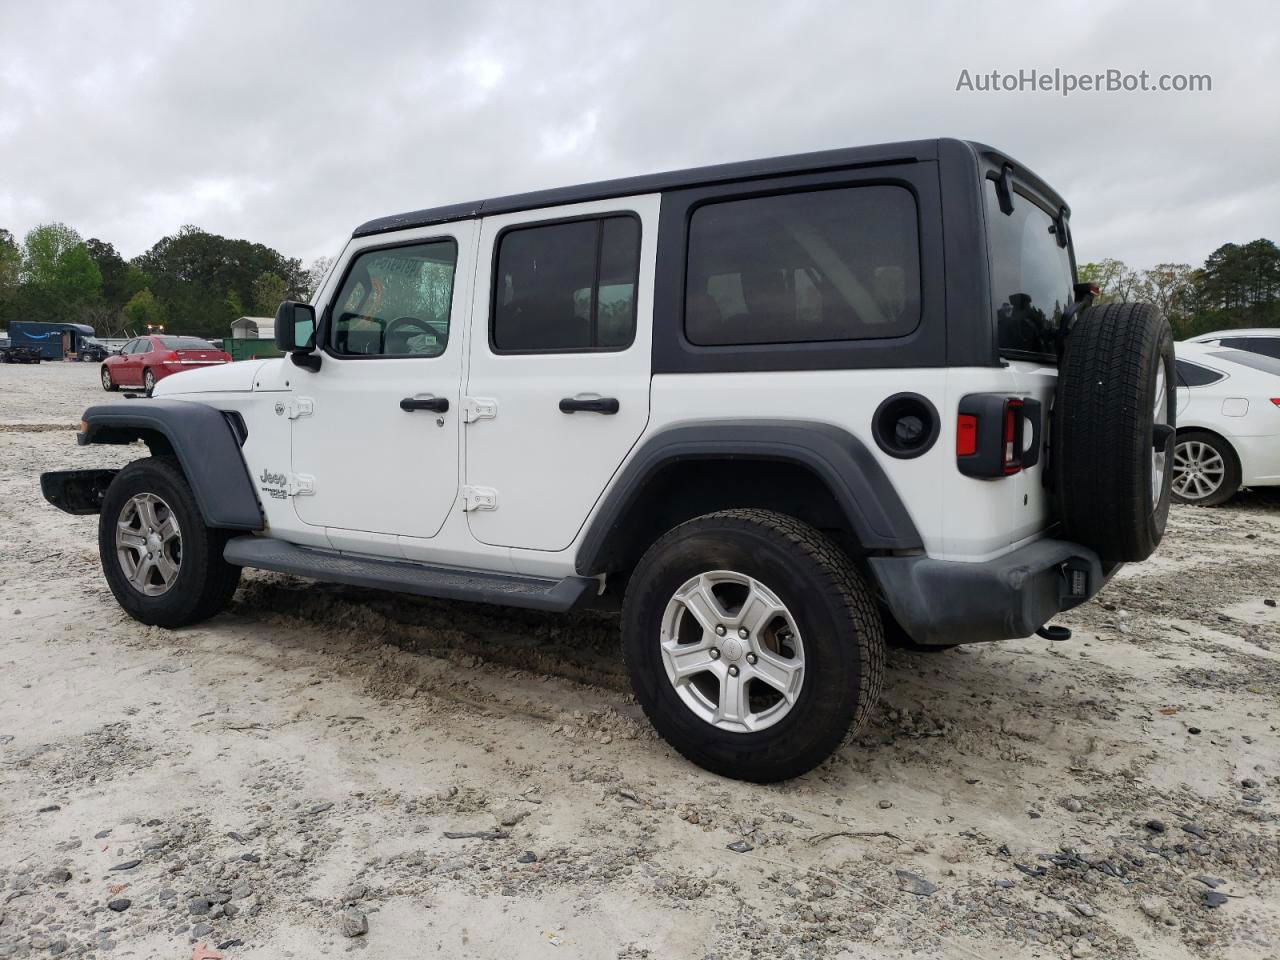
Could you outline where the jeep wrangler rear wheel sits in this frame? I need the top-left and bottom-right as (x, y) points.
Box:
(99, 457), (242, 627)
(1053, 301), (1175, 563)
(622, 509), (884, 782)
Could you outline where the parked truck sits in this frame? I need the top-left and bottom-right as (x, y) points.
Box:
(10, 321), (96, 360)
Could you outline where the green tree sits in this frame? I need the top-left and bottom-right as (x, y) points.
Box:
(123, 288), (165, 331)
(20, 223), (102, 321)
(0, 228), (21, 322)
(251, 271), (288, 315)
(134, 225), (305, 337)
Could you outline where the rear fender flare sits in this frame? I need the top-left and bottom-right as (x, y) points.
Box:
(574, 419), (923, 576)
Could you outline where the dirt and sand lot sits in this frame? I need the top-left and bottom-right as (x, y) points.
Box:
(1, 361), (1277, 960)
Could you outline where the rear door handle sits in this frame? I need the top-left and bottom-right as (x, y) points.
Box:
(400, 396), (449, 412)
(559, 396), (620, 415)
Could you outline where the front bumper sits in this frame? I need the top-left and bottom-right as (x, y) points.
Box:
(868, 539), (1118, 647)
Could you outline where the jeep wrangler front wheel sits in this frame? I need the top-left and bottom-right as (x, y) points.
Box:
(99, 457), (242, 627)
(622, 509), (884, 782)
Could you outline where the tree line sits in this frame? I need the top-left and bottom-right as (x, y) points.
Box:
(0, 222), (334, 339)
(1080, 238), (1280, 338)
(2, 218), (1275, 343)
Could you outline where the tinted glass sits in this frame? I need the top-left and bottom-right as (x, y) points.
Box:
(492, 216), (640, 352)
(684, 186), (920, 346)
(1221, 336), (1280, 360)
(986, 180), (1073, 359)
(159, 337), (216, 349)
(1175, 359), (1225, 387)
(1209, 348), (1280, 377)
(329, 240), (457, 357)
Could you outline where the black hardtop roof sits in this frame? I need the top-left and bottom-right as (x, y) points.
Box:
(352, 138), (1066, 238)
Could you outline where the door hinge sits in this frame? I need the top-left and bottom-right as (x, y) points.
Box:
(276, 397), (314, 419)
(461, 485), (497, 511)
(288, 473), (315, 497)
(462, 396), (497, 423)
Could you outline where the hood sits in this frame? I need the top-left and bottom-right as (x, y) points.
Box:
(153, 359), (267, 396)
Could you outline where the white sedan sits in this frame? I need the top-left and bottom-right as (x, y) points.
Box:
(1173, 341), (1280, 505)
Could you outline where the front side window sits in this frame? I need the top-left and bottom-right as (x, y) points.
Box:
(986, 180), (1073, 360)
(684, 185), (921, 346)
(329, 239), (458, 357)
(492, 215), (640, 352)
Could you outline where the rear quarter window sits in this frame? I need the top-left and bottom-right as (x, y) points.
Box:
(1175, 359), (1226, 386)
(683, 185), (921, 346)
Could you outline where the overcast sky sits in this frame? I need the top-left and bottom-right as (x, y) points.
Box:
(1, 0), (1276, 271)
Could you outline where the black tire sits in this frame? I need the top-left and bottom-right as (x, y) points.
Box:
(622, 509), (884, 782)
(99, 457), (241, 628)
(1171, 430), (1241, 506)
(1053, 301), (1175, 563)
(101, 366), (118, 391)
(143, 368), (156, 396)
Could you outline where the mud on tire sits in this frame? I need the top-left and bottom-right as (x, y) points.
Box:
(621, 509), (884, 782)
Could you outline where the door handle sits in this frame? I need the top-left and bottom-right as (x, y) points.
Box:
(559, 396), (620, 415)
(400, 396), (449, 412)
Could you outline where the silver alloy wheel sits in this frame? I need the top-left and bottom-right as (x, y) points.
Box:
(659, 570), (805, 733)
(1172, 439), (1226, 501)
(101, 367), (112, 390)
(1151, 362), (1168, 504)
(115, 493), (183, 596)
(144, 369), (155, 393)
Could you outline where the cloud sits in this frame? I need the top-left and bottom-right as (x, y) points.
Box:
(0, 0), (1275, 271)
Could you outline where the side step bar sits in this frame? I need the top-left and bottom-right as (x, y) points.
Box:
(223, 536), (596, 612)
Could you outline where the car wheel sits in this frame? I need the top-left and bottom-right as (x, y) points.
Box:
(99, 457), (242, 627)
(101, 366), (118, 391)
(143, 368), (156, 396)
(1172, 431), (1240, 506)
(622, 508), (884, 782)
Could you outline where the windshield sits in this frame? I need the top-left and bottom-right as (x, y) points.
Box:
(986, 178), (1073, 361)
(159, 337), (217, 350)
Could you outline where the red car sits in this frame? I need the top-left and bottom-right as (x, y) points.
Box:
(101, 335), (231, 395)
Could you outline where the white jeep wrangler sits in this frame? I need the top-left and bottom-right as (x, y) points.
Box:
(43, 139), (1175, 781)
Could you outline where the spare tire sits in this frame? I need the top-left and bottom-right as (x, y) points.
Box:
(1052, 301), (1175, 563)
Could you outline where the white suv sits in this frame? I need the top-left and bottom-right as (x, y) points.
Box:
(43, 139), (1175, 781)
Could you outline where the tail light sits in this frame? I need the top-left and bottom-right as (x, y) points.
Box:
(161, 350), (179, 362)
(957, 395), (1042, 479)
(1271, 398), (1280, 407)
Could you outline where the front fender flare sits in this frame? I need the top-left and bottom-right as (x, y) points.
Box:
(77, 400), (263, 530)
(575, 419), (923, 576)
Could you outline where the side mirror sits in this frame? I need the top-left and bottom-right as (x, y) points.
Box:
(275, 301), (321, 370)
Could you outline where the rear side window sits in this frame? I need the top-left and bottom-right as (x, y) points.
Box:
(986, 180), (1073, 360)
(1175, 359), (1226, 386)
(492, 215), (641, 353)
(329, 240), (458, 357)
(684, 186), (920, 346)
(1220, 336), (1280, 360)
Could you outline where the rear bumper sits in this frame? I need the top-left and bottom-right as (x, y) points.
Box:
(869, 539), (1118, 647)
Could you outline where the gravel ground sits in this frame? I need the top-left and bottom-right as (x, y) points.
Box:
(1, 361), (1278, 960)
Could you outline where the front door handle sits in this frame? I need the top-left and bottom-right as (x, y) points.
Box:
(400, 396), (449, 413)
(559, 396), (620, 415)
